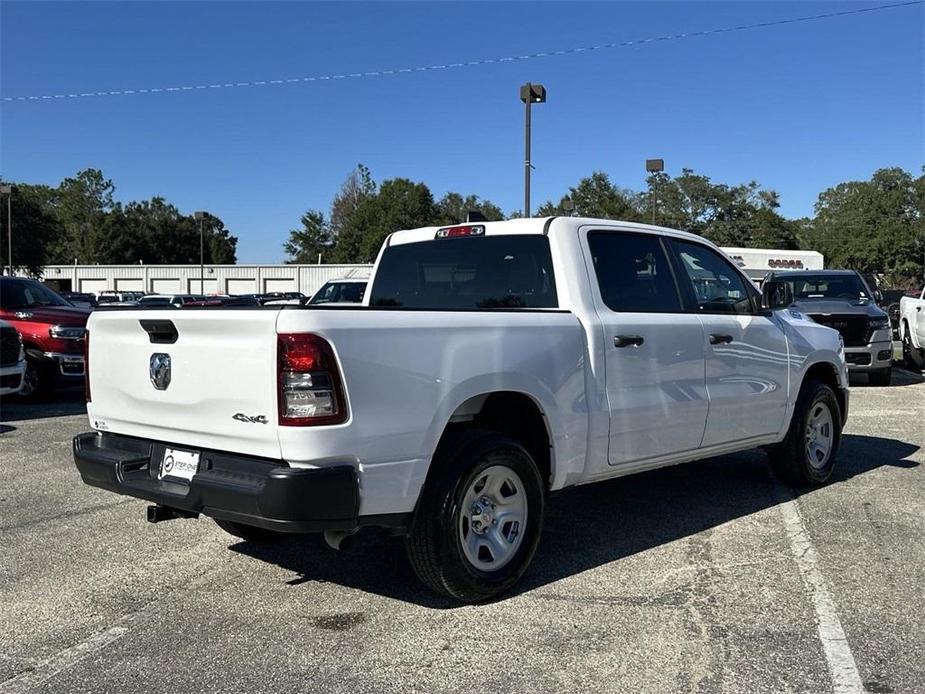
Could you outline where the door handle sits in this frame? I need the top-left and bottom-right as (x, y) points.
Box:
(614, 334), (644, 348)
(709, 333), (734, 345)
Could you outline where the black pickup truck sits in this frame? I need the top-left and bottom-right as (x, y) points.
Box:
(765, 269), (893, 385)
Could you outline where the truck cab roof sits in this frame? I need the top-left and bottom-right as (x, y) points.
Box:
(386, 217), (710, 247)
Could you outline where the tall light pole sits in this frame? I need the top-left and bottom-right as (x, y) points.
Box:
(646, 159), (664, 225)
(0, 185), (11, 275)
(520, 82), (546, 218)
(194, 211), (207, 294)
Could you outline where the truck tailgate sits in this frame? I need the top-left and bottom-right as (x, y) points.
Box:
(86, 309), (283, 459)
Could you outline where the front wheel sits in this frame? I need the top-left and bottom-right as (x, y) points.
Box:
(902, 326), (924, 371)
(768, 380), (842, 487)
(405, 431), (545, 603)
(18, 357), (50, 401)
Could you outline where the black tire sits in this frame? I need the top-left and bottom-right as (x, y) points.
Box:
(768, 380), (842, 487)
(868, 368), (892, 387)
(405, 430), (545, 603)
(214, 519), (281, 543)
(902, 323), (924, 371)
(18, 356), (51, 401)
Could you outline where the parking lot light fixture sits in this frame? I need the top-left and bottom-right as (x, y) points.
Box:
(520, 82), (546, 218)
(194, 211), (207, 294)
(646, 159), (664, 225)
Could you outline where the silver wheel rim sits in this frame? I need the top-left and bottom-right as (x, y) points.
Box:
(458, 464), (528, 571)
(805, 402), (834, 470)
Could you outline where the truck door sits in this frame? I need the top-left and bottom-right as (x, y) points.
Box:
(582, 229), (709, 465)
(666, 239), (790, 447)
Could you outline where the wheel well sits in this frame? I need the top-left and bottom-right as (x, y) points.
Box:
(802, 362), (845, 417)
(435, 391), (552, 488)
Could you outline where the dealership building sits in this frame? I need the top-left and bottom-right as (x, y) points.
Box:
(17, 247), (822, 297)
(24, 263), (373, 297)
(720, 248), (824, 283)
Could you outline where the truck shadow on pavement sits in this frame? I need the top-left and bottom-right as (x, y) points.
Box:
(0, 392), (86, 423)
(851, 367), (924, 387)
(231, 433), (919, 608)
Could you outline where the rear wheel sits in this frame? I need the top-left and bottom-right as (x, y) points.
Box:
(868, 368), (892, 387)
(405, 430), (544, 603)
(214, 519), (281, 543)
(768, 380), (842, 486)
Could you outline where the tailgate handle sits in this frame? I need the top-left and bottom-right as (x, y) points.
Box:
(139, 319), (178, 344)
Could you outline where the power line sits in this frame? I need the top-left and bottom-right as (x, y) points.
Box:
(2, 0), (921, 103)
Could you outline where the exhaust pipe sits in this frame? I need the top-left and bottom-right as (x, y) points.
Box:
(147, 505), (198, 523)
(323, 529), (356, 551)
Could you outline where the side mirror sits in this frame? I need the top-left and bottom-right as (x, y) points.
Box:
(762, 280), (793, 310)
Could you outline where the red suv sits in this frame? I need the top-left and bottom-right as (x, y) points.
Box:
(0, 276), (90, 398)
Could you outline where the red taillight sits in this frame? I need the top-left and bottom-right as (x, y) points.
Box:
(435, 224), (485, 239)
(277, 333), (347, 426)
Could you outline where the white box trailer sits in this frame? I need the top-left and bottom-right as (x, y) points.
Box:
(720, 247), (824, 284)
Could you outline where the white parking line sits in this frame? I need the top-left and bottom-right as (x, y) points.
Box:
(0, 626), (129, 694)
(776, 490), (864, 694)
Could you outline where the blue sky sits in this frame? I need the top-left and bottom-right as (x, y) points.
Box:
(2, 1), (923, 263)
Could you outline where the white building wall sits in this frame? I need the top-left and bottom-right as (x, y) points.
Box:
(24, 264), (373, 297)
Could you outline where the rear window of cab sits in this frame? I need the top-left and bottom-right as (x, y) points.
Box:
(370, 235), (558, 309)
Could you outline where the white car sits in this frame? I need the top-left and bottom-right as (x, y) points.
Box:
(73, 217), (848, 602)
(0, 319), (27, 396)
(899, 287), (925, 369)
(308, 279), (368, 305)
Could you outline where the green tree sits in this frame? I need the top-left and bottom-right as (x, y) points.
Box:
(537, 171), (641, 219)
(805, 168), (924, 287)
(434, 193), (504, 224)
(641, 168), (793, 249)
(329, 164), (376, 247)
(351, 178), (436, 262)
(113, 198), (237, 264)
(49, 168), (116, 263)
(0, 182), (60, 275)
(284, 210), (331, 263)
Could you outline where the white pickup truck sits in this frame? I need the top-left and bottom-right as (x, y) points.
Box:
(899, 287), (925, 369)
(74, 217), (849, 602)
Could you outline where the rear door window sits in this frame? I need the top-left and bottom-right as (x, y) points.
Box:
(586, 231), (682, 312)
(370, 236), (558, 309)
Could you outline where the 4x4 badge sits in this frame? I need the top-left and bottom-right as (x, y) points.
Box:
(233, 413), (268, 424)
(149, 353), (171, 390)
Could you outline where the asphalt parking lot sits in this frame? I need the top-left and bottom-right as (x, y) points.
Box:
(1, 369), (923, 694)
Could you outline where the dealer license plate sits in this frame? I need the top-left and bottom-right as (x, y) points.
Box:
(159, 447), (200, 482)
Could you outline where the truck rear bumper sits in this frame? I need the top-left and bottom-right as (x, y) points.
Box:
(73, 431), (360, 533)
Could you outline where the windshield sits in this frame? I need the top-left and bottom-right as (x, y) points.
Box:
(784, 274), (869, 300)
(310, 282), (367, 304)
(0, 279), (73, 309)
(370, 235), (557, 309)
